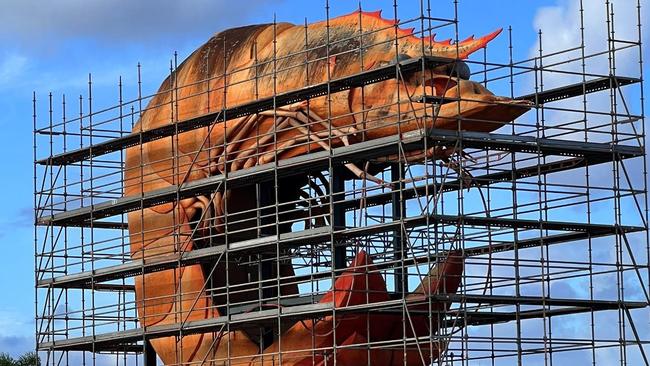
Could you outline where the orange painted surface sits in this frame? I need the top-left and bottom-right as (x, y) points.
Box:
(124, 10), (529, 365)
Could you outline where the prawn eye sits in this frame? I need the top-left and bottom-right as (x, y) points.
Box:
(452, 61), (471, 80)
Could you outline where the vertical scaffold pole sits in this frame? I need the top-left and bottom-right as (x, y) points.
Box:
(332, 166), (346, 270)
(391, 163), (407, 294)
(144, 340), (156, 366)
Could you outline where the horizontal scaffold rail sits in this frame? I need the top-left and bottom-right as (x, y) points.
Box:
(456, 306), (622, 328)
(518, 75), (639, 104)
(35, 128), (644, 227)
(37, 215), (643, 289)
(34, 69), (640, 167)
(37, 294), (647, 352)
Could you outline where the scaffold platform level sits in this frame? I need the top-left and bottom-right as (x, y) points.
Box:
(35, 56), (453, 166)
(52, 153), (640, 232)
(416, 75), (640, 106)
(35, 128), (643, 227)
(37, 217), (643, 289)
(517, 75), (640, 104)
(38, 295), (647, 352)
(33, 55), (640, 167)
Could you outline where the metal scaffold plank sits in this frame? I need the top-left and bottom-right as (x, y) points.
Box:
(37, 295), (646, 352)
(455, 306), (613, 328)
(426, 128), (643, 159)
(518, 75), (640, 105)
(35, 129), (643, 227)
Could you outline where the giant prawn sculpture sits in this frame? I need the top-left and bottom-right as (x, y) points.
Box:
(124, 10), (531, 366)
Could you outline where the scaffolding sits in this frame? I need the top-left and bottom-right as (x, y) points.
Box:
(34, 1), (648, 365)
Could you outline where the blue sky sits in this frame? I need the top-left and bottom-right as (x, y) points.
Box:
(0, 0), (648, 362)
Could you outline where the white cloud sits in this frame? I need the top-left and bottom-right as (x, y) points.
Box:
(526, 0), (646, 147)
(531, 0), (646, 83)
